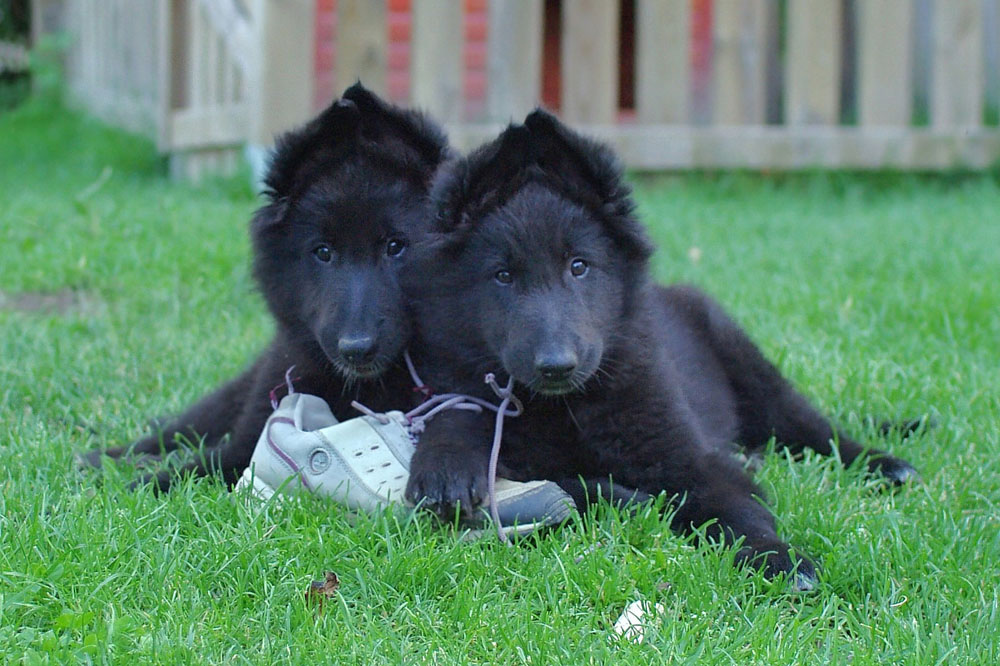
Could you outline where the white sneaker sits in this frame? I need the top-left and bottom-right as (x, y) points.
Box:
(235, 392), (576, 536)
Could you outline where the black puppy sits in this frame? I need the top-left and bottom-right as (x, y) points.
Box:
(404, 110), (917, 585)
(83, 84), (449, 491)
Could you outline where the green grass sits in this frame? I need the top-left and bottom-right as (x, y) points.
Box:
(2, 101), (999, 665)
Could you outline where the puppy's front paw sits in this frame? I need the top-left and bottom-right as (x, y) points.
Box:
(77, 448), (110, 470)
(406, 447), (488, 519)
(868, 454), (920, 485)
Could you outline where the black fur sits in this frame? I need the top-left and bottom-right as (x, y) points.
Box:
(82, 84), (449, 490)
(404, 109), (918, 586)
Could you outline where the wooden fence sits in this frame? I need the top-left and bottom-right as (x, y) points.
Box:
(60, 0), (162, 137)
(43, 0), (1000, 177)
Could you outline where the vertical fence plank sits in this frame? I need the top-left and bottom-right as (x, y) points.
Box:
(81, 0), (91, 102)
(130, 2), (141, 100)
(71, 0), (83, 102)
(249, 0), (316, 145)
(171, 0), (190, 111)
(109, 1), (119, 97)
(858, 0), (913, 125)
(92, 0), (101, 103)
(635, 0), (690, 123)
(986, 0), (1000, 124)
(411, 0), (464, 122)
(147, 2), (160, 109)
(486, 0), (543, 122)
(932, 0), (983, 127)
(785, 0), (842, 125)
(336, 0), (387, 96)
(31, 0), (45, 46)
(189, 1), (204, 108)
(562, 0), (619, 123)
(221, 38), (234, 105)
(206, 15), (221, 106)
(88, 0), (97, 101)
(713, 0), (771, 124)
(107, 1), (117, 97)
(156, 0), (173, 150)
(85, 0), (96, 104)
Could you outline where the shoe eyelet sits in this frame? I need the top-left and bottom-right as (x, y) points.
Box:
(308, 448), (331, 474)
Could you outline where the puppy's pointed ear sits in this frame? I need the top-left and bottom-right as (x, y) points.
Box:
(264, 98), (361, 200)
(432, 123), (532, 233)
(523, 108), (628, 217)
(342, 82), (451, 182)
(523, 109), (653, 261)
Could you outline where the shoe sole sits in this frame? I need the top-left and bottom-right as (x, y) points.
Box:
(461, 521), (551, 541)
(234, 466), (278, 502)
(236, 467), (561, 539)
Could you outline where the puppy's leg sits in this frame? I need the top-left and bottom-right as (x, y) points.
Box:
(587, 396), (816, 589)
(668, 285), (918, 484)
(80, 363), (259, 468)
(406, 409), (494, 518)
(556, 477), (653, 512)
(673, 451), (817, 590)
(135, 375), (275, 492)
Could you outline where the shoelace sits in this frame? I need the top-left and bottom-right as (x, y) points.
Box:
(269, 367), (301, 410)
(350, 350), (523, 543)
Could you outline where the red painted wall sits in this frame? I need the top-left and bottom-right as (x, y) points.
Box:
(314, 0), (489, 119)
(315, 0), (713, 122)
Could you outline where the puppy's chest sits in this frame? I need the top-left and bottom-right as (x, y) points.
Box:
(499, 402), (603, 479)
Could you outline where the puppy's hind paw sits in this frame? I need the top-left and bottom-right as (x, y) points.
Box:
(868, 454), (921, 486)
(77, 445), (162, 471)
(791, 565), (818, 593)
(127, 470), (175, 494)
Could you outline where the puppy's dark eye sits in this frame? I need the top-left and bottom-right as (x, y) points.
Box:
(570, 258), (588, 277)
(386, 238), (406, 257)
(313, 245), (332, 263)
(495, 269), (513, 285)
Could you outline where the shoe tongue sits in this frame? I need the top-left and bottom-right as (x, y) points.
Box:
(290, 393), (340, 431)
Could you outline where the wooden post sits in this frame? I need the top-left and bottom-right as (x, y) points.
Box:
(635, 0), (690, 124)
(31, 0), (68, 96)
(30, 0), (62, 46)
(411, 0), (464, 122)
(712, 0), (772, 125)
(785, 0), (842, 125)
(486, 0), (543, 122)
(932, 0), (983, 127)
(858, 0), (913, 126)
(31, 0), (45, 46)
(336, 0), (387, 96)
(561, 0), (619, 123)
(249, 0), (316, 144)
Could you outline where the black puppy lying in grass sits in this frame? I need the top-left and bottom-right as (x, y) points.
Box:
(403, 110), (918, 587)
(82, 85), (450, 490)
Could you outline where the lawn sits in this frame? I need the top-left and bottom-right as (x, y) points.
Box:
(1, 101), (998, 664)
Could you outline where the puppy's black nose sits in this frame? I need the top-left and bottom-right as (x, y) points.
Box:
(535, 352), (578, 381)
(338, 336), (376, 364)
